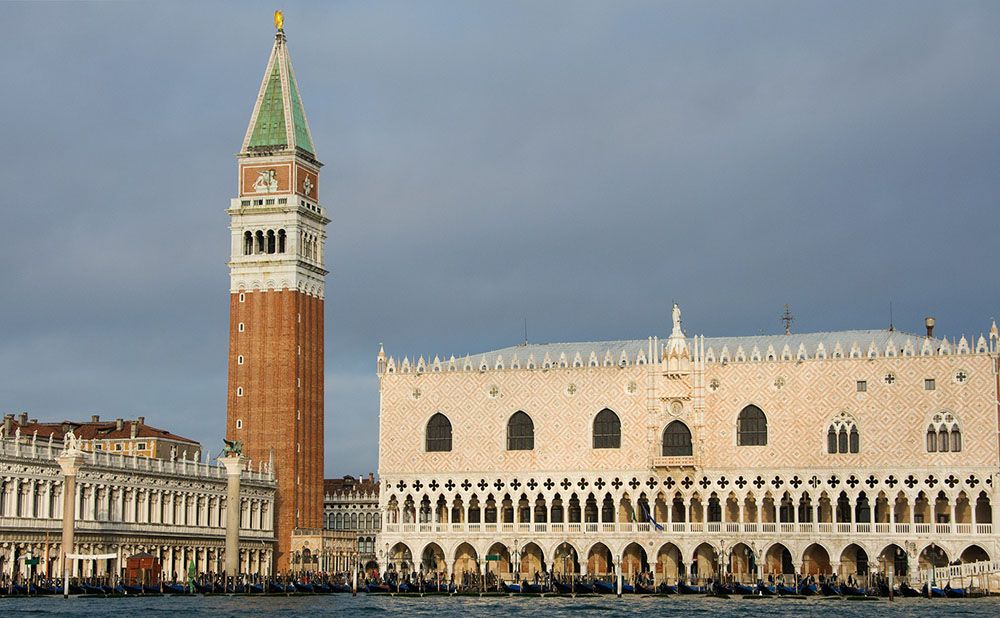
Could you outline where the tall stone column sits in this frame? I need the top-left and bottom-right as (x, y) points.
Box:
(57, 448), (85, 595)
(220, 456), (244, 577)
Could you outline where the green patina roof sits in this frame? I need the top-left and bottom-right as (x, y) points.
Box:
(286, 64), (315, 154)
(244, 34), (315, 156)
(248, 63), (288, 150)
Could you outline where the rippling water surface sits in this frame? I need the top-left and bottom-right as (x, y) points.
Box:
(3, 595), (999, 617)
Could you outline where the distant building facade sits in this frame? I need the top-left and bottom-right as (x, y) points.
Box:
(0, 435), (275, 580)
(2, 413), (200, 461)
(287, 474), (381, 574)
(377, 306), (1000, 585)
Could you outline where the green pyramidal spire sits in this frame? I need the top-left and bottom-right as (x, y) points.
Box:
(242, 28), (316, 157)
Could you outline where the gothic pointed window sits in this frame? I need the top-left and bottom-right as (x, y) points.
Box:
(926, 412), (962, 453)
(827, 412), (859, 455)
(507, 411), (534, 451)
(737, 405), (767, 446)
(425, 413), (452, 452)
(662, 421), (693, 456)
(593, 408), (621, 449)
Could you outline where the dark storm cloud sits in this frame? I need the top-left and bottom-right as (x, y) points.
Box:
(1, 1), (998, 475)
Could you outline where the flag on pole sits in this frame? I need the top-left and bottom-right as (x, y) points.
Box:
(641, 503), (664, 531)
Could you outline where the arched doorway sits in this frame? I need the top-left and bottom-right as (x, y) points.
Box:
(802, 543), (832, 576)
(485, 542), (511, 582)
(518, 542), (545, 576)
(553, 542), (580, 576)
(389, 542), (413, 578)
(587, 542), (613, 577)
(454, 542), (478, 577)
(960, 544), (990, 564)
(691, 543), (718, 582)
(876, 544), (908, 579)
(839, 544), (868, 578)
(656, 543), (682, 583)
(421, 543), (446, 575)
(621, 542), (648, 583)
(764, 543), (793, 576)
(918, 544), (949, 569)
(729, 542), (756, 581)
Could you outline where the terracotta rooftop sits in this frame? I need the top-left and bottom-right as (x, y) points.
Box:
(2, 413), (198, 445)
(324, 473), (379, 496)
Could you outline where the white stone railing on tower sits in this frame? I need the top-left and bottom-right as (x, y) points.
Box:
(381, 520), (993, 537)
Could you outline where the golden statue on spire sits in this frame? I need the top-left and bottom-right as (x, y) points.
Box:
(274, 10), (284, 31)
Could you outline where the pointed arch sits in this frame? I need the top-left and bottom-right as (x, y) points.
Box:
(425, 413), (452, 452)
(506, 411), (534, 451)
(662, 420), (692, 456)
(593, 408), (621, 449)
(736, 405), (767, 446)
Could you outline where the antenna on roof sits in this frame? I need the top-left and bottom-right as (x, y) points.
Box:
(780, 304), (794, 335)
(523, 317), (528, 346)
(889, 301), (894, 332)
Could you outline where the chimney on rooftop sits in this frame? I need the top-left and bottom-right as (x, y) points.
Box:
(137, 416), (145, 425)
(368, 472), (374, 483)
(115, 418), (124, 431)
(3, 415), (12, 436)
(130, 421), (138, 439)
(91, 415), (100, 423)
(18, 412), (28, 425)
(925, 316), (936, 338)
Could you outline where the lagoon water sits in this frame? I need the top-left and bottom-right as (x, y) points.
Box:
(2, 594), (999, 617)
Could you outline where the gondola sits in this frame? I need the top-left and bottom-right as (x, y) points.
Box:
(164, 583), (189, 594)
(657, 582), (678, 595)
(366, 582), (391, 593)
(592, 580), (615, 594)
(81, 583), (105, 595)
(501, 581), (521, 593)
(636, 583), (658, 594)
(574, 581), (595, 593)
(523, 582), (548, 594)
(840, 583), (864, 596)
(314, 582), (332, 593)
(293, 581), (315, 593)
(330, 583), (353, 593)
(732, 583), (755, 595)
(944, 585), (966, 598)
(195, 581), (215, 593)
(677, 581), (705, 594)
(800, 583), (818, 596)
(921, 583), (946, 598)
(898, 582), (920, 597)
(755, 583), (776, 596)
(712, 582), (736, 595)
(267, 581), (289, 594)
(123, 583), (145, 595)
(553, 580), (574, 593)
(776, 584), (798, 595)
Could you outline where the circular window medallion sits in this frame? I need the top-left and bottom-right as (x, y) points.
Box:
(954, 370), (969, 384)
(626, 381), (638, 394)
(669, 401), (683, 416)
(487, 385), (500, 399)
(410, 388), (422, 400)
(565, 383), (578, 396)
(709, 378), (720, 392)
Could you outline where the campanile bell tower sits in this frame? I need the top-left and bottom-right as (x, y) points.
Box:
(226, 15), (326, 571)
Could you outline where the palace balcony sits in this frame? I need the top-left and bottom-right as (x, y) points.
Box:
(382, 521), (993, 537)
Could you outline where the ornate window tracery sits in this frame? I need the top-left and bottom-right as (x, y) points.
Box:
(506, 411), (534, 451)
(662, 420), (693, 456)
(827, 411), (859, 454)
(926, 412), (961, 453)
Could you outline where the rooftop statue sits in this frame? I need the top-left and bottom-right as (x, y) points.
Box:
(222, 438), (244, 457)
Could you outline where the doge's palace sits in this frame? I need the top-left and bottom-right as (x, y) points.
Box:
(377, 305), (1000, 586)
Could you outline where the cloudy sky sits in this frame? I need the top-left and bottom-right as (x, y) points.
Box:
(2, 1), (998, 476)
